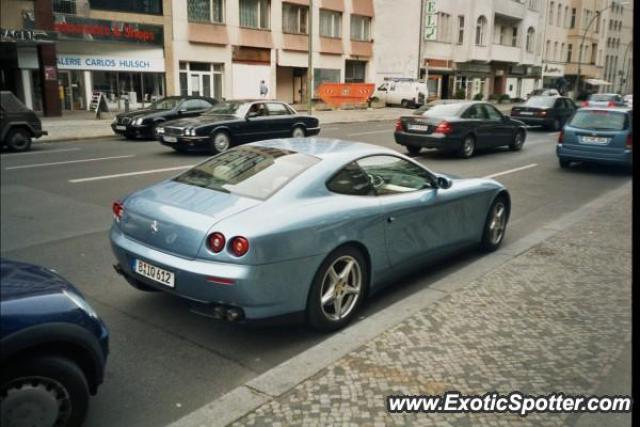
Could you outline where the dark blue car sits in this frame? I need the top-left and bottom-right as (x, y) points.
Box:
(0, 259), (109, 427)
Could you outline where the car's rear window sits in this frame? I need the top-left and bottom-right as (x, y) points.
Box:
(422, 103), (466, 117)
(524, 96), (556, 108)
(173, 146), (320, 200)
(588, 94), (614, 102)
(568, 110), (628, 131)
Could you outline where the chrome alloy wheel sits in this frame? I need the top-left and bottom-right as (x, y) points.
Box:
(462, 136), (475, 157)
(319, 255), (362, 321)
(213, 132), (230, 152)
(488, 201), (507, 245)
(1, 376), (71, 427)
(292, 127), (306, 138)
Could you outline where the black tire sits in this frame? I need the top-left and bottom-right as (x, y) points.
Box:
(5, 127), (32, 152)
(400, 99), (409, 108)
(559, 158), (571, 168)
(307, 246), (368, 332)
(0, 356), (89, 427)
(458, 134), (476, 158)
(509, 130), (525, 151)
(210, 130), (231, 154)
(291, 125), (306, 138)
(406, 145), (422, 155)
(480, 196), (509, 252)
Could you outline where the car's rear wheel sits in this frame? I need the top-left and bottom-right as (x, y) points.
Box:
(5, 127), (32, 152)
(307, 247), (367, 332)
(400, 99), (409, 108)
(291, 126), (306, 138)
(509, 130), (525, 151)
(210, 131), (231, 154)
(480, 196), (508, 252)
(458, 134), (476, 158)
(406, 145), (422, 155)
(0, 356), (89, 427)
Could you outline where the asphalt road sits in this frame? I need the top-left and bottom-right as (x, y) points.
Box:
(0, 121), (630, 427)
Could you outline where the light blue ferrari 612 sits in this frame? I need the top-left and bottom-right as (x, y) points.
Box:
(110, 138), (510, 331)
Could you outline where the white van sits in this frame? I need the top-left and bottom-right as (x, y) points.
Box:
(374, 80), (428, 108)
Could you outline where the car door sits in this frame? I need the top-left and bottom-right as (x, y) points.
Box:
(461, 104), (493, 147)
(175, 99), (209, 119)
(242, 102), (272, 142)
(265, 102), (295, 138)
(559, 98), (576, 124)
(481, 104), (513, 146)
(356, 155), (475, 270)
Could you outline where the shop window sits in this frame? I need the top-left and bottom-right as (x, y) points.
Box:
(89, 0), (162, 15)
(53, 0), (77, 14)
(283, 3), (308, 34)
(239, 0), (270, 30)
(320, 9), (342, 38)
(188, 0), (224, 23)
(350, 15), (371, 41)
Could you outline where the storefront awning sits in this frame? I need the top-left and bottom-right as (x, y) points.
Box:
(584, 78), (612, 86)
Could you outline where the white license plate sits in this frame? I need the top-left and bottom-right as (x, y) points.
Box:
(407, 124), (429, 132)
(519, 111), (534, 116)
(163, 136), (177, 143)
(581, 136), (609, 145)
(133, 259), (175, 288)
(115, 125), (126, 131)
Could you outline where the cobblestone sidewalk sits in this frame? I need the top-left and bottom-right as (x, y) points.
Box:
(233, 192), (631, 427)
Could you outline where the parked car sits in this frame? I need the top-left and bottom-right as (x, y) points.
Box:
(1, 258), (109, 427)
(527, 88), (559, 99)
(557, 107), (632, 169)
(510, 96), (577, 130)
(374, 80), (428, 108)
(623, 94), (633, 108)
(110, 138), (510, 331)
(394, 101), (527, 158)
(156, 100), (320, 154)
(111, 96), (217, 139)
(0, 91), (47, 152)
(582, 93), (626, 108)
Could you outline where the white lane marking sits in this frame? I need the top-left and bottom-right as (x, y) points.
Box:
(69, 165), (194, 183)
(484, 163), (538, 179)
(347, 129), (392, 137)
(5, 155), (134, 170)
(0, 147), (80, 158)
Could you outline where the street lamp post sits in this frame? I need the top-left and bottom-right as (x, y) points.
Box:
(618, 41), (632, 94)
(307, 0), (314, 113)
(574, 1), (630, 98)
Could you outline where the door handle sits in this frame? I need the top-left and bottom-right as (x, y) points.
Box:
(387, 216), (395, 223)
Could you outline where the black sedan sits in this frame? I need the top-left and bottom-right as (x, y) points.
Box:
(510, 96), (576, 130)
(111, 96), (217, 139)
(394, 101), (527, 158)
(156, 100), (321, 154)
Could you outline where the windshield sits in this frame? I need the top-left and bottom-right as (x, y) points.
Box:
(173, 146), (320, 200)
(524, 97), (556, 108)
(568, 110), (627, 131)
(421, 103), (466, 117)
(204, 102), (250, 117)
(589, 94), (615, 102)
(150, 98), (180, 110)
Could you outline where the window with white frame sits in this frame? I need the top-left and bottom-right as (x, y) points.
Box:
(239, 0), (270, 29)
(556, 3), (562, 25)
(511, 26), (518, 47)
(457, 15), (464, 44)
(188, 0), (224, 23)
(526, 26), (534, 52)
(435, 12), (450, 42)
(179, 62), (224, 99)
(570, 8), (576, 28)
(350, 14), (371, 41)
(549, 2), (554, 22)
(567, 43), (572, 62)
(282, 2), (308, 34)
(564, 6), (569, 27)
(553, 41), (558, 60)
(475, 15), (487, 46)
(545, 40), (550, 59)
(319, 9), (342, 38)
(560, 43), (565, 62)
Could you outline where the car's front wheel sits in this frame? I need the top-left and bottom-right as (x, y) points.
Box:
(291, 126), (306, 138)
(5, 127), (32, 152)
(307, 247), (367, 332)
(480, 196), (509, 252)
(509, 130), (525, 151)
(210, 131), (231, 154)
(0, 356), (89, 427)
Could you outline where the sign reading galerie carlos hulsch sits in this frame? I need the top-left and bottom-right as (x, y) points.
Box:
(23, 13), (163, 46)
(57, 54), (165, 72)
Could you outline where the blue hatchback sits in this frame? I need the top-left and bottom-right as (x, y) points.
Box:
(557, 107), (632, 169)
(0, 259), (109, 427)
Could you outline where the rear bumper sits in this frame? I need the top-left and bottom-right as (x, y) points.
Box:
(556, 144), (632, 166)
(109, 226), (322, 320)
(394, 131), (463, 150)
(510, 116), (553, 127)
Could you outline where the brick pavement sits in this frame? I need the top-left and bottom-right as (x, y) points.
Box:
(233, 191), (631, 427)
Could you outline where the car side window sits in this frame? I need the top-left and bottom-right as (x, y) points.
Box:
(266, 103), (291, 116)
(326, 162), (374, 196)
(181, 99), (205, 111)
(463, 104), (486, 120)
(247, 103), (267, 117)
(483, 104), (503, 121)
(356, 155), (434, 196)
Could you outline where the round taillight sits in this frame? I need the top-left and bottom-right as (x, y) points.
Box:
(230, 236), (250, 257)
(207, 232), (226, 253)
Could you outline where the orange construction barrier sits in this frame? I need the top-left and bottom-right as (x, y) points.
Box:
(317, 83), (375, 108)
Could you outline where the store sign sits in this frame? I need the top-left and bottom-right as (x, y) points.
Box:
(543, 63), (565, 77)
(52, 14), (163, 46)
(424, 0), (437, 40)
(1, 28), (56, 42)
(57, 54), (165, 72)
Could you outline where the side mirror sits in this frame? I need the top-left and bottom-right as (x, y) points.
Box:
(435, 175), (452, 190)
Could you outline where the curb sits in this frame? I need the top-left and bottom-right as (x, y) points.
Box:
(169, 182), (632, 427)
(41, 134), (118, 144)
